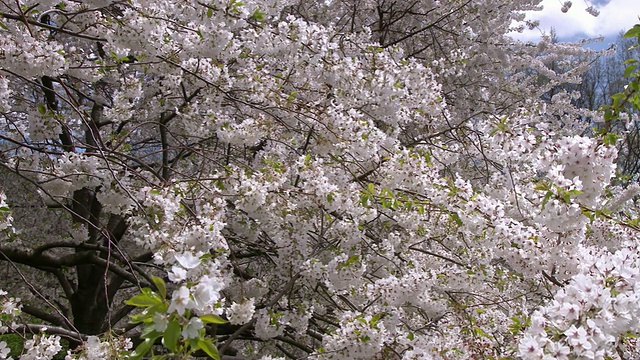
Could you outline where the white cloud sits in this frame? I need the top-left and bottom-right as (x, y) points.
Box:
(512, 0), (640, 42)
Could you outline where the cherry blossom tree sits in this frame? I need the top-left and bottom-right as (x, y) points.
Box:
(0, 0), (638, 359)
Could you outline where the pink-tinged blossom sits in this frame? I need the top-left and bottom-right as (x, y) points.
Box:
(547, 341), (570, 359)
(518, 334), (544, 359)
(565, 325), (589, 347)
(559, 302), (581, 321)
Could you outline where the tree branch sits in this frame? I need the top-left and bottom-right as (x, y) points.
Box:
(0, 12), (107, 41)
(8, 324), (86, 343)
(21, 305), (66, 327)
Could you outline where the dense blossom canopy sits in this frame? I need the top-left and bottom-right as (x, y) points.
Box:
(0, 0), (639, 359)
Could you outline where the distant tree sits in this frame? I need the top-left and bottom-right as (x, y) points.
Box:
(578, 34), (639, 110)
(575, 31), (640, 179)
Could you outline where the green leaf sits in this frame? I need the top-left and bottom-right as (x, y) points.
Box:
(37, 104), (47, 115)
(369, 313), (382, 327)
(624, 64), (638, 78)
(450, 212), (463, 227)
(623, 24), (640, 38)
(125, 288), (162, 307)
(533, 181), (549, 191)
(127, 336), (157, 360)
(141, 328), (163, 339)
(582, 207), (595, 222)
(151, 276), (166, 299)
(359, 192), (370, 207)
(603, 108), (616, 122)
(0, 21), (7, 30)
(326, 192), (334, 203)
(187, 337), (199, 349)
(473, 327), (489, 338)
(199, 314), (227, 324)
(196, 339), (220, 360)
(129, 311), (153, 324)
(251, 9), (265, 22)
(162, 317), (180, 352)
(338, 255), (360, 269)
(611, 93), (625, 107)
(541, 191), (553, 210)
(367, 182), (375, 193)
(602, 132), (619, 146)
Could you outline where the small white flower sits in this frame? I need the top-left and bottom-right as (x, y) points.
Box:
(518, 334), (544, 359)
(153, 312), (169, 332)
(192, 283), (213, 310)
(559, 302), (580, 321)
(22, 335), (62, 360)
(85, 336), (108, 359)
(1, 297), (20, 316)
(547, 341), (570, 359)
(0, 341), (12, 360)
(175, 252), (201, 269)
(192, 275), (223, 311)
(168, 266), (188, 283)
(564, 325), (589, 347)
(182, 318), (203, 339)
(168, 286), (195, 315)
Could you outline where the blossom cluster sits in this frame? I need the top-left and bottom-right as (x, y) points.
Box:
(519, 246), (640, 359)
(0, 0), (629, 359)
(68, 336), (133, 360)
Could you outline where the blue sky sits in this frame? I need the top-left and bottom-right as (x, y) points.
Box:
(512, 0), (640, 48)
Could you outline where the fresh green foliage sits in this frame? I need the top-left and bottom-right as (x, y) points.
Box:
(124, 277), (223, 360)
